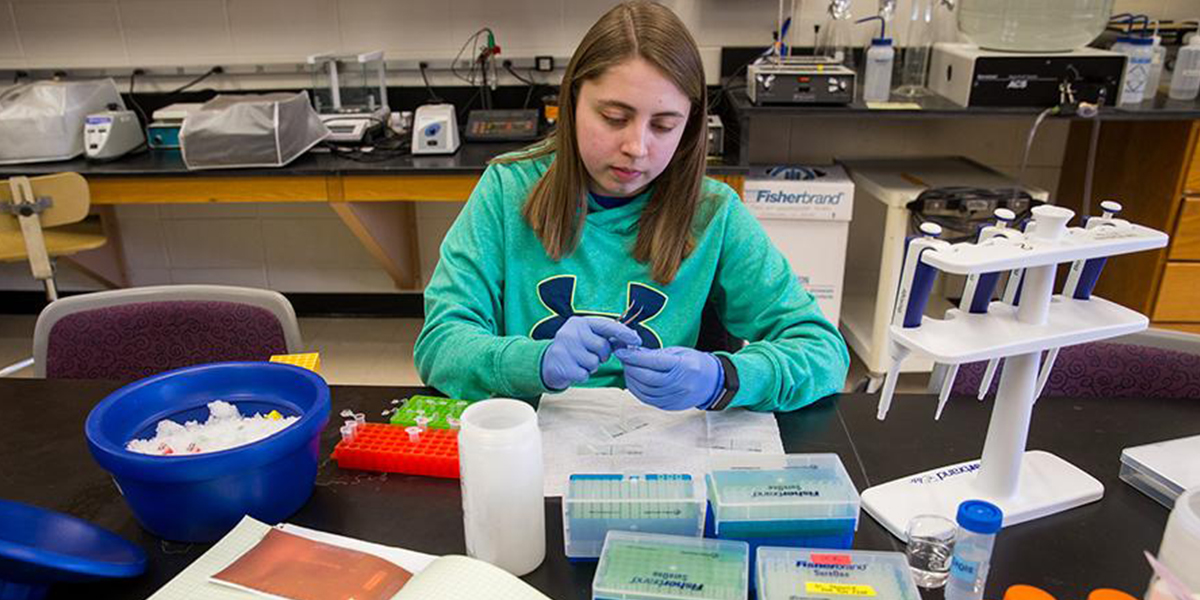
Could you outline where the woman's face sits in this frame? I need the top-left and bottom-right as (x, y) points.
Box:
(575, 56), (691, 198)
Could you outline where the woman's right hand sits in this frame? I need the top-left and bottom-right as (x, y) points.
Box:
(541, 316), (641, 391)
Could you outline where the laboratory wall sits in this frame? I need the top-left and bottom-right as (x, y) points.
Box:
(0, 0), (1188, 293)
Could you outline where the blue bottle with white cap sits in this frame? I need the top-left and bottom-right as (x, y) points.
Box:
(945, 500), (1003, 600)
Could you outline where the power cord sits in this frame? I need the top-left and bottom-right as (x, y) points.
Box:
(909, 187), (1038, 242)
(127, 69), (151, 129)
(503, 60), (545, 109)
(418, 62), (444, 103)
(165, 66), (224, 95)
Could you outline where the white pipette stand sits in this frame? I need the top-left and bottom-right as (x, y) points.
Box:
(862, 204), (1169, 539)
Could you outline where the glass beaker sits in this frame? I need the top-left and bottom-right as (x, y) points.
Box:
(904, 514), (957, 588)
(894, 0), (936, 97)
(957, 0), (1114, 52)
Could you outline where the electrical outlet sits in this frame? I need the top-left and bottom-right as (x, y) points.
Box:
(535, 56), (554, 72)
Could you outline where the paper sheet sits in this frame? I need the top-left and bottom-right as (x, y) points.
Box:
(146, 517), (436, 600)
(537, 387), (784, 497)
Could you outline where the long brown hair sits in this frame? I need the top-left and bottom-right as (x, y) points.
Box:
(499, 1), (709, 285)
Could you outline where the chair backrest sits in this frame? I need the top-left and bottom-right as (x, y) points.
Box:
(33, 285), (304, 380)
(1, 173), (90, 233)
(951, 329), (1200, 400)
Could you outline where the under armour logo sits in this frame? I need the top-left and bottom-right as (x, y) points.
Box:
(530, 275), (667, 349)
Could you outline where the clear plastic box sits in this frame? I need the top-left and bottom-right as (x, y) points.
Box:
(565, 473), (705, 560)
(705, 454), (860, 546)
(593, 532), (749, 600)
(1119, 434), (1200, 509)
(755, 546), (922, 600)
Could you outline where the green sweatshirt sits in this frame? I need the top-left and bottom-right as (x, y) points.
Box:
(414, 152), (849, 411)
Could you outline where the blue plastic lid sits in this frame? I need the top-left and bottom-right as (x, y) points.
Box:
(872, 37), (893, 46)
(1128, 37), (1154, 45)
(0, 499), (146, 586)
(955, 499), (1003, 534)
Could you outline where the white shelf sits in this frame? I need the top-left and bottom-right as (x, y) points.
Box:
(891, 295), (1148, 364)
(923, 224), (1168, 275)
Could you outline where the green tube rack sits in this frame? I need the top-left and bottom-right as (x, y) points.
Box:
(389, 395), (469, 429)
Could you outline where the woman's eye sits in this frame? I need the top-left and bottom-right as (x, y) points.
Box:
(603, 115), (627, 126)
(652, 123), (675, 133)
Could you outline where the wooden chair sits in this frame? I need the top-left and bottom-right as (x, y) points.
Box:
(1, 172), (106, 377)
(1, 172), (106, 302)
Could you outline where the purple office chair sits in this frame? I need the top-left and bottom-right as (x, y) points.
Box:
(949, 329), (1200, 399)
(32, 285), (303, 380)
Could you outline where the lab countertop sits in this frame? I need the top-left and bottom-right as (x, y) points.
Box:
(0, 143), (750, 178)
(726, 87), (1200, 120)
(1, 377), (1194, 600)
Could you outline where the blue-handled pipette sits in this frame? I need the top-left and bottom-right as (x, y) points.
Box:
(930, 208), (1018, 419)
(877, 222), (948, 420)
(1031, 200), (1123, 399)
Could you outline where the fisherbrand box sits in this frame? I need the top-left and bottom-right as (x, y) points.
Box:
(742, 165), (853, 221)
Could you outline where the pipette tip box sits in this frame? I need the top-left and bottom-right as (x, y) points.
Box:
(593, 531), (749, 600)
(704, 454), (860, 573)
(565, 473), (706, 560)
(755, 547), (921, 600)
(332, 423), (459, 478)
(389, 395), (469, 429)
(1119, 434), (1200, 508)
(269, 352), (321, 373)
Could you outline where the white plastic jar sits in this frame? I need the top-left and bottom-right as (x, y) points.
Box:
(1148, 485), (1200, 597)
(458, 399), (546, 576)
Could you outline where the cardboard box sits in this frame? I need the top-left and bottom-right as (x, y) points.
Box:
(742, 165), (854, 323)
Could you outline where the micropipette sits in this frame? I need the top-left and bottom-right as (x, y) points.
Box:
(976, 218), (1038, 400)
(877, 221), (949, 420)
(1032, 200), (1123, 399)
(930, 208), (1019, 419)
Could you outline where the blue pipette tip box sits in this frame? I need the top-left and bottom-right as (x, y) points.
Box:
(593, 531), (749, 600)
(704, 454), (860, 574)
(755, 546), (921, 600)
(565, 473), (705, 560)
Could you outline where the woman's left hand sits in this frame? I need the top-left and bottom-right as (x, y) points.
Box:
(615, 346), (721, 411)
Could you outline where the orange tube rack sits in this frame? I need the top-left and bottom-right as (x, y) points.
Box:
(332, 423), (459, 479)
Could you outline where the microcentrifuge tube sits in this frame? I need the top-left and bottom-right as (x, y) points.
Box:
(354, 413), (366, 426)
(340, 423), (357, 441)
(447, 417), (461, 430)
(415, 416), (430, 431)
(405, 426), (422, 443)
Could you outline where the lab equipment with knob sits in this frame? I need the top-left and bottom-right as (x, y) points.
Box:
(412, 103), (461, 155)
(927, 0), (1122, 108)
(747, 57), (856, 105)
(861, 202), (1169, 540)
(84, 109), (144, 161)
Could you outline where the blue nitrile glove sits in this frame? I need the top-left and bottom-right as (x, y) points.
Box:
(541, 316), (642, 391)
(615, 346), (723, 411)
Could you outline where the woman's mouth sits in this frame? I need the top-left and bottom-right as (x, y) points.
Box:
(610, 166), (641, 183)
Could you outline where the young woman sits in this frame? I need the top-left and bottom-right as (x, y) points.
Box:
(415, 1), (849, 411)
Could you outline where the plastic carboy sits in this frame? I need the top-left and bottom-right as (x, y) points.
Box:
(957, 0), (1114, 52)
(459, 399), (546, 576)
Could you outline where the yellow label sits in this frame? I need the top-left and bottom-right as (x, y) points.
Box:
(805, 582), (877, 596)
(267, 410), (283, 420)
